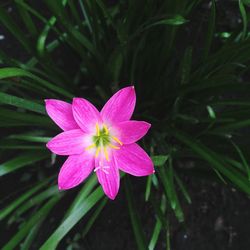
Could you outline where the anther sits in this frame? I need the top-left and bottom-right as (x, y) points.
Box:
(95, 123), (100, 136)
(109, 144), (120, 150)
(103, 124), (109, 135)
(112, 136), (123, 146)
(85, 143), (96, 150)
(95, 146), (101, 157)
(103, 147), (110, 162)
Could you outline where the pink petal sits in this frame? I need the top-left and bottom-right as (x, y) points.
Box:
(58, 152), (94, 190)
(45, 99), (79, 131)
(113, 120), (151, 144)
(72, 98), (102, 133)
(113, 143), (154, 176)
(96, 155), (120, 200)
(101, 86), (136, 124)
(46, 129), (90, 155)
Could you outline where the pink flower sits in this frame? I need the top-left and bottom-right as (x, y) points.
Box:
(45, 86), (154, 199)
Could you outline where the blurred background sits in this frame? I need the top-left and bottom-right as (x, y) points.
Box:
(0, 0), (250, 249)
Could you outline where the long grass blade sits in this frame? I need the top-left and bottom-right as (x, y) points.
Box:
(124, 177), (148, 250)
(40, 185), (104, 249)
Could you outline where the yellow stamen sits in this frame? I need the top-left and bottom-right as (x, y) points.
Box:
(103, 147), (110, 162)
(85, 143), (96, 150)
(109, 144), (120, 150)
(112, 136), (123, 146)
(95, 147), (101, 157)
(103, 124), (109, 135)
(95, 123), (100, 136)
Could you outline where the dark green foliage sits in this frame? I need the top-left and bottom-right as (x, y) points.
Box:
(1, 0), (250, 249)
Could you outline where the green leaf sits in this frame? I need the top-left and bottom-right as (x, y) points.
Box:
(206, 105), (216, 119)
(16, 0), (38, 37)
(36, 0), (67, 57)
(212, 119), (250, 133)
(231, 141), (250, 181)
(40, 185), (104, 249)
(242, 0), (250, 5)
(145, 175), (152, 201)
(0, 178), (52, 220)
(0, 151), (49, 176)
(8, 186), (59, 224)
(124, 177), (148, 250)
(2, 196), (61, 250)
(0, 92), (45, 114)
(202, 0), (215, 60)
(180, 46), (193, 85)
(81, 198), (107, 238)
(158, 158), (184, 222)
(148, 195), (166, 250)
(0, 6), (32, 53)
(21, 221), (42, 250)
(147, 15), (188, 28)
(0, 67), (73, 98)
(63, 174), (98, 219)
(0, 107), (51, 126)
(174, 173), (192, 204)
(148, 218), (161, 250)
(152, 155), (169, 166)
(172, 129), (250, 195)
(239, 0), (248, 40)
(8, 134), (51, 143)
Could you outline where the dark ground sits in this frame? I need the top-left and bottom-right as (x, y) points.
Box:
(78, 177), (250, 250)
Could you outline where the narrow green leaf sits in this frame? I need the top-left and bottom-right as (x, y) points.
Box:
(152, 155), (169, 166)
(158, 159), (184, 222)
(231, 141), (250, 181)
(78, 0), (93, 34)
(2, 196), (61, 250)
(239, 0), (248, 40)
(207, 105), (216, 119)
(172, 129), (250, 195)
(212, 119), (250, 133)
(63, 174), (97, 220)
(149, 219), (161, 250)
(8, 135), (51, 143)
(0, 67), (73, 98)
(242, 0), (250, 5)
(37, 0), (67, 56)
(124, 177), (148, 250)
(145, 175), (152, 201)
(81, 198), (107, 238)
(16, 0), (38, 37)
(202, 0), (216, 60)
(174, 174), (192, 204)
(0, 107), (51, 125)
(180, 46), (193, 85)
(40, 186), (104, 249)
(149, 195), (167, 230)
(0, 92), (45, 114)
(148, 195), (166, 250)
(147, 15), (188, 28)
(21, 221), (42, 250)
(0, 6), (32, 53)
(0, 178), (51, 220)
(0, 151), (49, 176)
(8, 186), (59, 224)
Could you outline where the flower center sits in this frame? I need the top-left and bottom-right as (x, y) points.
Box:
(85, 123), (123, 167)
(93, 124), (110, 147)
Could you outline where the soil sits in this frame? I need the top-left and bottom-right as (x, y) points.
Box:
(57, 176), (250, 250)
